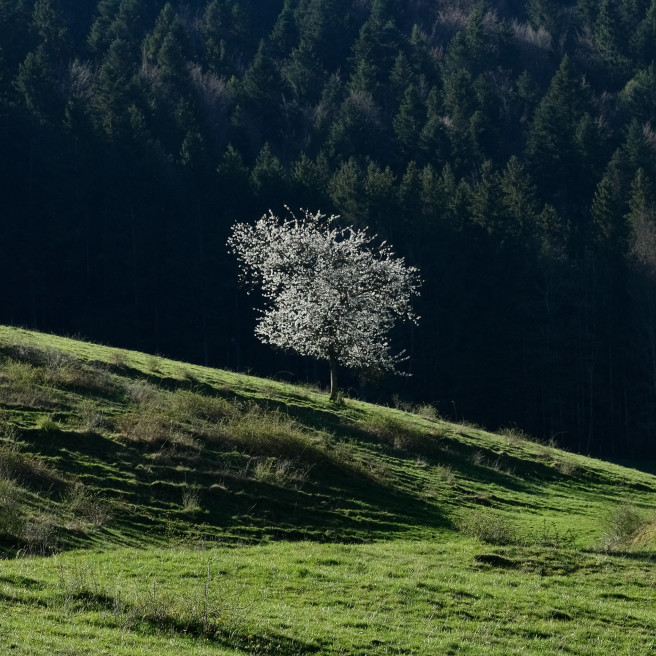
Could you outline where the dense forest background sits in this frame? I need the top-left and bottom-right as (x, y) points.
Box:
(1, 0), (656, 457)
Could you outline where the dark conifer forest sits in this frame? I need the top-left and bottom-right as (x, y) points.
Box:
(2, 0), (656, 458)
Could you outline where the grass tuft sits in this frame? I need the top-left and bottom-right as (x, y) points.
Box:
(413, 403), (440, 421)
(37, 415), (60, 434)
(169, 389), (235, 423)
(20, 513), (60, 555)
(601, 502), (648, 551)
(63, 483), (112, 528)
(0, 475), (24, 535)
(251, 457), (312, 488)
(458, 509), (518, 545)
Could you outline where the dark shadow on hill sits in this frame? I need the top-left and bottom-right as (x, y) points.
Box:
(12, 424), (453, 552)
(6, 344), (629, 553)
(205, 393), (596, 492)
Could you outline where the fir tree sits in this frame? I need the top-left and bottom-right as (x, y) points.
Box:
(526, 56), (590, 214)
(618, 63), (656, 124)
(328, 158), (363, 224)
(251, 142), (288, 210)
(593, 0), (630, 80)
(627, 168), (656, 268)
(591, 171), (629, 255)
(393, 84), (424, 158)
(31, 0), (70, 59)
(14, 49), (58, 124)
(631, 0), (656, 65)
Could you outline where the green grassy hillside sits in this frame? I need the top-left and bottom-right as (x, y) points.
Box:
(0, 326), (654, 655)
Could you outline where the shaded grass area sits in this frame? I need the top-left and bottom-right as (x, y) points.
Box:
(0, 328), (453, 554)
(0, 541), (654, 655)
(1, 325), (655, 556)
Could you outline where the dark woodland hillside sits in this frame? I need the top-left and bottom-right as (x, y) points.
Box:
(1, 0), (656, 457)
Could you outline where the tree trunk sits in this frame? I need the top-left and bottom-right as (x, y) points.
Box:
(329, 354), (339, 402)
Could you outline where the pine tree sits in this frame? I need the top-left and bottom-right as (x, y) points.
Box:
(179, 128), (207, 172)
(618, 63), (656, 124)
(99, 0), (150, 55)
(0, 0), (32, 71)
(420, 163), (471, 230)
(631, 0), (656, 65)
(526, 56), (590, 212)
(238, 39), (287, 144)
(442, 3), (488, 77)
(202, 0), (250, 76)
(251, 142), (288, 210)
(362, 162), (398, 234)
(393, 84), (424, 158)
(347, 57), (378, 97)
(408, 24), (434, 78)
(419, 86), (448, 166)
(241, 39), (283, 109)
(31, 0), (70, 59)
(327, 91), (385, 162)
(143, 4), (187, 66)
(625, 166), (656, 442)
(349, 13), (401, 102)
(442, 4), (515, 78)
(469, 160), (502, 235)
(87, 0), (121, 54)
(499, 156), (541, 242)
(14, 49), (58, 124)
(92, 38), (136, 137)
(202, 0), (231, 74)
(292, 151), (331, 209)
(593, 0), (630, 79)
(574, 112), (607, 194)
(216, 144), (252, 213)
(613, 119), (656, 181)
(156, 30), (188, 87)
(575, 0), (598, 31)
(116, 0), (149, 42)
(388, 51), (414, 104)
(590, 171), (629, 255)
(419, 163), (442, 223)
(298, 0), (352, 70)
(282, 39), (324, 102)
(627, 168), (656, 267)
(313, 72), (343, 137)
(527, 0), (561, 34)
(514, 70), (540, 126)
(440, 67), (476, 167)
(269, 2), (298, 58)
(619, 0), (650, 31)
(398, 160), (422, 241)
(328, 158), (363, 224)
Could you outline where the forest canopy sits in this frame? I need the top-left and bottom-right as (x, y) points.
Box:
(1, 0), (656, 457)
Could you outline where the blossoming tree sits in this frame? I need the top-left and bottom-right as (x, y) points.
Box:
(228, 209), (421, 401)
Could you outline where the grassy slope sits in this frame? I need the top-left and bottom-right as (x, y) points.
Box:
(0, 325), (655, 655)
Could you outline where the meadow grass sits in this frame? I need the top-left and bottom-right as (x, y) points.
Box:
(0, 325), (655, 654)
(0, 540), (654, 655)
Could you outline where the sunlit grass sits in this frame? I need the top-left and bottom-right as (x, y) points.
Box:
(1, 541), (655, 655)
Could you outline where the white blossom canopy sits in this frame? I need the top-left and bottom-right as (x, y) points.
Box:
(228, 209), (421, 375)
